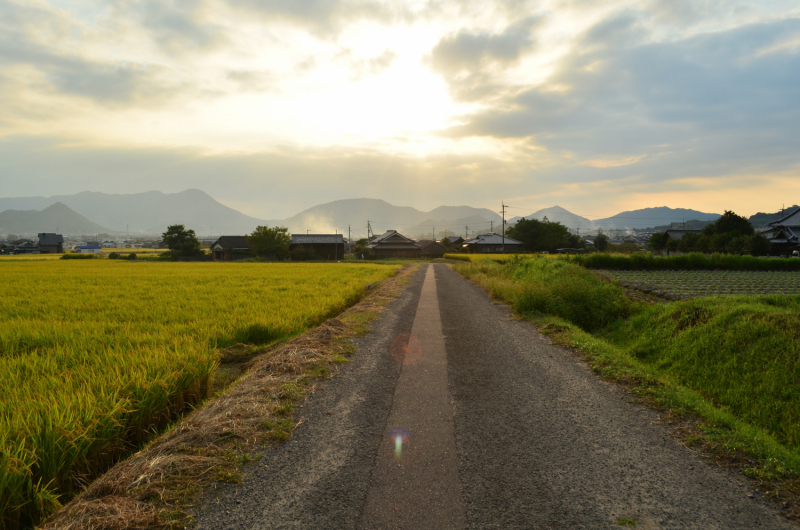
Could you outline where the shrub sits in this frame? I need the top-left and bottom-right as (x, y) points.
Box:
(126, 253), (137, 260)
(108, 252), (120, 259)
(290, 245), (316, 261)
(60, 253), (97, 260)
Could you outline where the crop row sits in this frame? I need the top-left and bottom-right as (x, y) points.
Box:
(0, 260), (399, 528)
(599, 270), (800, 298)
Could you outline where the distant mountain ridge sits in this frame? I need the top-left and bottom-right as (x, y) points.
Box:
(0, 203), (110, 235)
(278, 199), (503, 238)
(0, 190), (268, 235)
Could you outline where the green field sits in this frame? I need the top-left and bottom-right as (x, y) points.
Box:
(600, 270), (800, 298)
(0, 260), (399, 528)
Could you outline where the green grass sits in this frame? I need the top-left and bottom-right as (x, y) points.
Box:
(453, 256), (800, 482)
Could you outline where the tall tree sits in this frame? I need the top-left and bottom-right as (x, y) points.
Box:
(507, 218), (585, 253)
(247, 226), (291, 260)
(162, 224), (203, 256)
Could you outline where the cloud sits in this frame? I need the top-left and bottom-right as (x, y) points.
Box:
(425, 17), (540, 101)
(347, 49), (398, 80)
(226, 69), (279, 92)
(225, 0), (412, 36)
(134, 0), (229, 55)
(444, 16), (800, 179)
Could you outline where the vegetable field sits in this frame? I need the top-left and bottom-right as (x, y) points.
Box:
(0, 260), (399, 528)
(600, 270), (800, 298)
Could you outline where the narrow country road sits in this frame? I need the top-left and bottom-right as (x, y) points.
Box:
(194, 264), (794, 530)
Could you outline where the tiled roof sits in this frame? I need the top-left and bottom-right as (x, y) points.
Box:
(464, 233), (524, 246)
(210, 236), (250, 250)
(38, 233), (64, 246)
(769, 207), (800, 228)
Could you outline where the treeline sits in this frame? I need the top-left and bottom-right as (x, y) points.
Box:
(648, 211), (771, 256)
(506, 217), (586, 253)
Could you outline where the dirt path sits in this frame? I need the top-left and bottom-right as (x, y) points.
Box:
(193, 264), (794, 529)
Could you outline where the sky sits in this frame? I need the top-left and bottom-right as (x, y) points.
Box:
(1, 0), (799, 220)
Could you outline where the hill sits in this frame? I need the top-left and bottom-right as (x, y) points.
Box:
(592, 207), (720, 230)
(749, 205), (800, 228)
(0, 189), (269, 235)
(279, 198), (502, 237)
(0, 203), (111, 236)
(508, 206), (593, 232)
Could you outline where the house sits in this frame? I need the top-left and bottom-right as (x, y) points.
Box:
(664, 229), (702, 241)
(462, 233), (524, 253)
(447, 236), (464, 248)
(210, 236), (251, 261)
(366, 230), (421, 258)
(76, 245), (102, 254)
(290, 234), (345, 260)
(38, 233), (64, 254)
(417, 240), (447, 258)
(13, 240), (41, 254)
(763, 207), (800, 254)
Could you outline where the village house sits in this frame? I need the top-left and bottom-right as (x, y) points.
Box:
(210, 236), (251, 261)
(763, 207), (800, 255)
(290, 234), (345, 260)
(462, 233), (524, 253)
(38, 233), (64, 254)
(75, 245), (102, 254)
(664, 229), (703, 241)
(416, 240), (448, 258)
(366, 230), (421, 258)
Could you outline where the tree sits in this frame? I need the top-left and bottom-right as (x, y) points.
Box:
(247, 226), (290, 260)
(162, 224), (203, 256)
(648, 232), (668, 251)
(506, 218), (585, 253)
(594, 233), (609, 252)
(441, 237), (453, 248)
(702, 210), (754, 237)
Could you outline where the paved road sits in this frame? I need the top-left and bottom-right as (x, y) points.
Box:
(194, 264), (794, 530)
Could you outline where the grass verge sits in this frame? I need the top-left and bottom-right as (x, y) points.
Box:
(453, 257), (800, 520)
(40, 265), (418, 530)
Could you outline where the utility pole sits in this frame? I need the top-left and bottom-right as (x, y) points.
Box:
(335, 229), (338, 261)
(490, 221), (493, 233)
(501, 201), (506, 253)
(433, 226), (436, 241)
(465, 225), (469, 239)
(348, 224), (351, 257)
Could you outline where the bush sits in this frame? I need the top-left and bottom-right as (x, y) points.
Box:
(126, 253), (137, 260)
(108, 252), (120, 259)
(455, 256), (633, 332)
(61, 253), (97, 260)
(290, 245), (316, 261)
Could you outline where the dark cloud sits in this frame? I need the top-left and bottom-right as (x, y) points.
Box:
(0, 1), (182, 106)
(135, 0), (229, 54)
(426, 17), (540, 101)
(225, 0), (412, 36)
(444, 16), (800, 179)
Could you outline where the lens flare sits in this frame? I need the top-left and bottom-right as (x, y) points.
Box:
(388, 427), (411, 460)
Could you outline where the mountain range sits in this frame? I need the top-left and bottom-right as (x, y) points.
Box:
(0, 189), (778, 237)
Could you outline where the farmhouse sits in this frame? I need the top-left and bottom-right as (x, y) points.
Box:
(664, 229), (703, 241)
(38, 233), (64, 254)
(462, 233), (524, 253)
(366, 230), (420, 258)
(14, 240), (41, 254)
(210, 236), (251, 261)
(290, 234), (345, 260)
(764, 207), (800, 255)
(417, 240), (447, 257)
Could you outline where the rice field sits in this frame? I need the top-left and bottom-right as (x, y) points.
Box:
(600, 270), (800, 298)
(0, 260), (399, 528)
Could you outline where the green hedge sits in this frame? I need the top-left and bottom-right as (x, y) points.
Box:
(60, 253), (98, 260)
